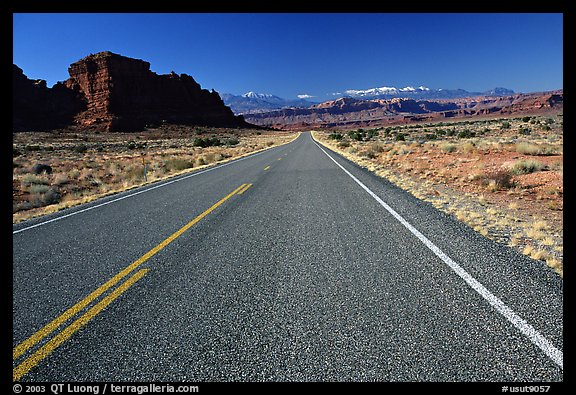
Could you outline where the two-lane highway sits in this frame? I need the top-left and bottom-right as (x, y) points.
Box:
(13, 132), (563, 381)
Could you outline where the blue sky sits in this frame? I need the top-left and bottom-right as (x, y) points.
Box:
(13, 13), (563, 100)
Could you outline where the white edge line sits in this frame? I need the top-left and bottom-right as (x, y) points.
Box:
(312, 136), (563, 370)
(13, 142), (284, 235)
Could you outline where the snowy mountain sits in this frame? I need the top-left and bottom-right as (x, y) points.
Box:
(336, 85), (514, 100)
(242, 91), (280, 100)
(344, 86), (431, 97)
(220, 87), (516, 115)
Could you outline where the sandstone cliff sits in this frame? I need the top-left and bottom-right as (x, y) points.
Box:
(64, 52), (248, 131)
(13, 64), (85, 131)
(14, 51), (249, 132)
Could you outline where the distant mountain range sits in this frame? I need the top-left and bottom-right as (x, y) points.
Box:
(242, 91), (563, 130)
(221, 87), (516, 115)
(219, 92), (315, 115)
(335, 86), (515, 100)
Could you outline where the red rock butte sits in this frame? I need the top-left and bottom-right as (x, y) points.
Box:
(14, 51), (249, 132)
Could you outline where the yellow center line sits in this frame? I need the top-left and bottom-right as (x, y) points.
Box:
(236, 184), (253, 195)
(277, 157), (282, 161)
(264, 166), (270, 171)
(13, 269), (149, 381)
(13, 183), (248, 363)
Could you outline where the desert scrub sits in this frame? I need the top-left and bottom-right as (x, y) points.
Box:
(461, 141), (476, 154)
(28, 184), (51, 194)
(193, 137), (222, 148)
(222, 137), (240, 146)
(360, 142), (385, 159)
(14, 186), (62, 212)
(509, 159), (547, 175)
(20, 174), (50, 186)
(477, 169), (515, 191)
(515, 142), (560, 156)
(202, 152), (224, 163)
(440, 143), (457, 153)
(163, 158), (194, 172)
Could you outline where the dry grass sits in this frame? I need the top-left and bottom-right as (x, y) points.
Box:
(13, 127), (299, 223)
(312, 113), (563, 276)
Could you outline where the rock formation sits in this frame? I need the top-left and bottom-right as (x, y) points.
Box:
(244, 91), (563, 130)
(13, 65), (86, 131)
(13, 51), (249, 132)
(64, 51), (248, 131)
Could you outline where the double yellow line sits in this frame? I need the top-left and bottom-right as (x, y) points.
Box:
(13, 183), (252, 381)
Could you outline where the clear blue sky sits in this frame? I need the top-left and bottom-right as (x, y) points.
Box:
(13, 13), (563, 100)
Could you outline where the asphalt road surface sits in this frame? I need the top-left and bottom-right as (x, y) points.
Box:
(13, 132), (563, 381)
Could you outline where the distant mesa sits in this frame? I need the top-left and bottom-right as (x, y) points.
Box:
(220, 86), (519, 117)
(13, 51), (250, 132)
(243, 91), (563, 130)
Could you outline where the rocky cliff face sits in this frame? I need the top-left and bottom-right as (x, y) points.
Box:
(64, 51), (248, 131)
(14, 51), (249, 132)
(13, 65), (85, 131)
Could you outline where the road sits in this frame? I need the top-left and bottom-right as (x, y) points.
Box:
(13, 132), (563, 381)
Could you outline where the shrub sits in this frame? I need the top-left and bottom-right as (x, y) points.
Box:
(26, 186), (62, 208)
(366, 129), (379, 139)
(518, 127), (531, 135)
(361, 143), (385, 159)
(328, 133), (343, 140)
(21, 174), (49, 186)
(348, 130), (364, 141)
(515, 142), (559, 156)
(501, 121), (511, 129)
(457, 129), (475, 138)
(28, 184), (50, 194)
(395, 133), (406, 141)
(125, 165), (146, 181)
(441, 143), (457, 153)
(193, 137), (222, 148)
(510, 159), (546, 175)
(73, 144), (88, 153)
(478, 169), (515, 190)
(195, 157), (206, 167)
(164, 158), (194, 172)
(32, 163), (53, 175)
(43, 188), (61, 204)
(223, 137), (240, 146)
(203, 152), (223, 163)
(25, 145), (42, 152)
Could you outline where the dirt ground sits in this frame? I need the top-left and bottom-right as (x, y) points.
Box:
(314, 114), (563, 276)
(13, 126), (298, 224)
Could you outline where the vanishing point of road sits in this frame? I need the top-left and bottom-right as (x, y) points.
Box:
(13, 132), (563, 381)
